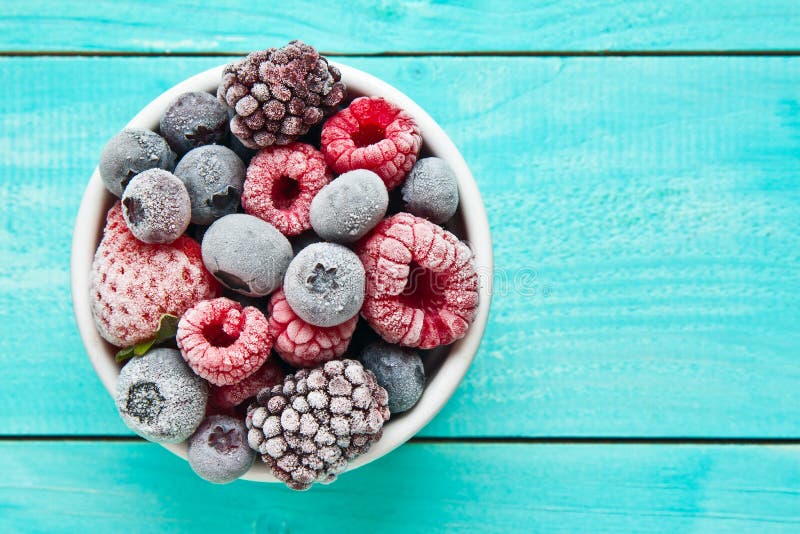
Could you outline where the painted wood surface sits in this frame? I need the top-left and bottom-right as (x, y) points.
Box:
(2, 441), (799, 532)
(2, 1), (800, 53)
(1, 56), (799, 438)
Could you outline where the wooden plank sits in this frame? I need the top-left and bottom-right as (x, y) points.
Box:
(1, 441), (799, 531)
(2, 1), (800, 53)
(1, 56), (799, 438)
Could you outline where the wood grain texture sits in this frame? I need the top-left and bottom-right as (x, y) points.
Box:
(2, 441), (799, 532)
(1, 56), (799, 438)
(2, 1), (800, 53)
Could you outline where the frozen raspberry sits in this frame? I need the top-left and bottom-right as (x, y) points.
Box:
(242, 143), (332, 236)
(210, 358), (285, 410)
(218, 41), (346, 149)
(90, 202), (220, 347)
(269, 289), (358, 368)
(321, 97), (422, 190)
(176, 297), (274, 386)
(357, 213), (479, 349)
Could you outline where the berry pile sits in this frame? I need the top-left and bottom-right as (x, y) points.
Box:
(90, 42), (478, 489)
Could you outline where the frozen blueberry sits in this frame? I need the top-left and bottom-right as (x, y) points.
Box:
(360, 341), (424, 414)
(401, 157), (459, 223)
(188, 415), (255, 484)
(121, 169), (191, 244)
(115, 348), (208, 443)
(174, 145), (246, 225)
(159, 92), (229, 156)
(99, 128), (176, 197)
(310, 169), (388, 243)
(283, 242), (365, 327)
(202, 214), (292, 297)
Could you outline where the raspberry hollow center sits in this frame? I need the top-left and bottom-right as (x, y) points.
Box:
(202, 322), (239, 348)
(351, 123), (386, 148)
(272, 175), (301, 209)
(399, 262), (447, 311)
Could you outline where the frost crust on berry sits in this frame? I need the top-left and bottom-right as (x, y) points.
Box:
(246, 359), (389, 490)
(218, 41), (345, 149)
(357, 213), (479, 349)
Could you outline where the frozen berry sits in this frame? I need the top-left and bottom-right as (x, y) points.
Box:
(269, 289), (357, 368)
(360, 341), (424, 414)
(218, 41), (345, 149)
(283, 243), (365, 328)
(242, 143), (331, 236)
(176, 297), (273, 386)
(320, 97), (421, 190)
(188, 415), (256, 483)
(310, 169), (388, 243)
(246, 359), (389, 490)
(159, 92), (229, 156)
(99, 128), (176, 197)
(357, 213), (478, 349)
(201, 214), (292, 297)
(174, 145), (246, 225)
(401, 157), (459, 223)
(91, 202), (220, 347)
(115, 348), (208, 443)
(210, 359), (285, 410)
(121, 169), (191, 244)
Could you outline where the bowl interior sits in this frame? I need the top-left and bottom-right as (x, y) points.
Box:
(70, 62), (493, 482)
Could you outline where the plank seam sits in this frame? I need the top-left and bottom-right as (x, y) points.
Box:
(2, 50), (800, 58)
(3, 436), (800, 445)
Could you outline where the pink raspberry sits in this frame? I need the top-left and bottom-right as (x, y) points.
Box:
(90, 202), (220, 347)
(241, 142), (332, 236)
(176, 297), (273, 386)
(209, 358), (285, 409)
(357, 213), (479, 349)
(321, 97), (422, 190)
(268, 289), (358, 368)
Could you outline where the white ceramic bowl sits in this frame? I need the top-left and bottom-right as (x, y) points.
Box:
(71, 62), (493, 482)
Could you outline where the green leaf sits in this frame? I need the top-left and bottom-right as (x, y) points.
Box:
(115, 346), (136, 363)
(133, 339), (155, 356)
(114, 314), (180, 363)
(153, 314), (179, 343)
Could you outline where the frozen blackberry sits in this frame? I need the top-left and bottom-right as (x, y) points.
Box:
(360, 341), (424, 414)
(401, 157), (459, 223)
(246, 359), (389, 490)
(159, 92), (229, 156)
(121, 169), (191, 244)
(115, 348), (208, 443)
(99, 128), (176, 197)
(174, 145), (246, 225)
(310, 169), (388, 243)
(188, 415), (255, 484)
(218, 41), (346, 149)
(283, 243), (365, 328)
(202, 214), (292, 297)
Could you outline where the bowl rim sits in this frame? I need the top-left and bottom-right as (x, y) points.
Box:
(70, 61), (494, 483)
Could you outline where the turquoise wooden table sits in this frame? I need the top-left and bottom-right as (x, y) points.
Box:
(2, 1), (800, 531)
